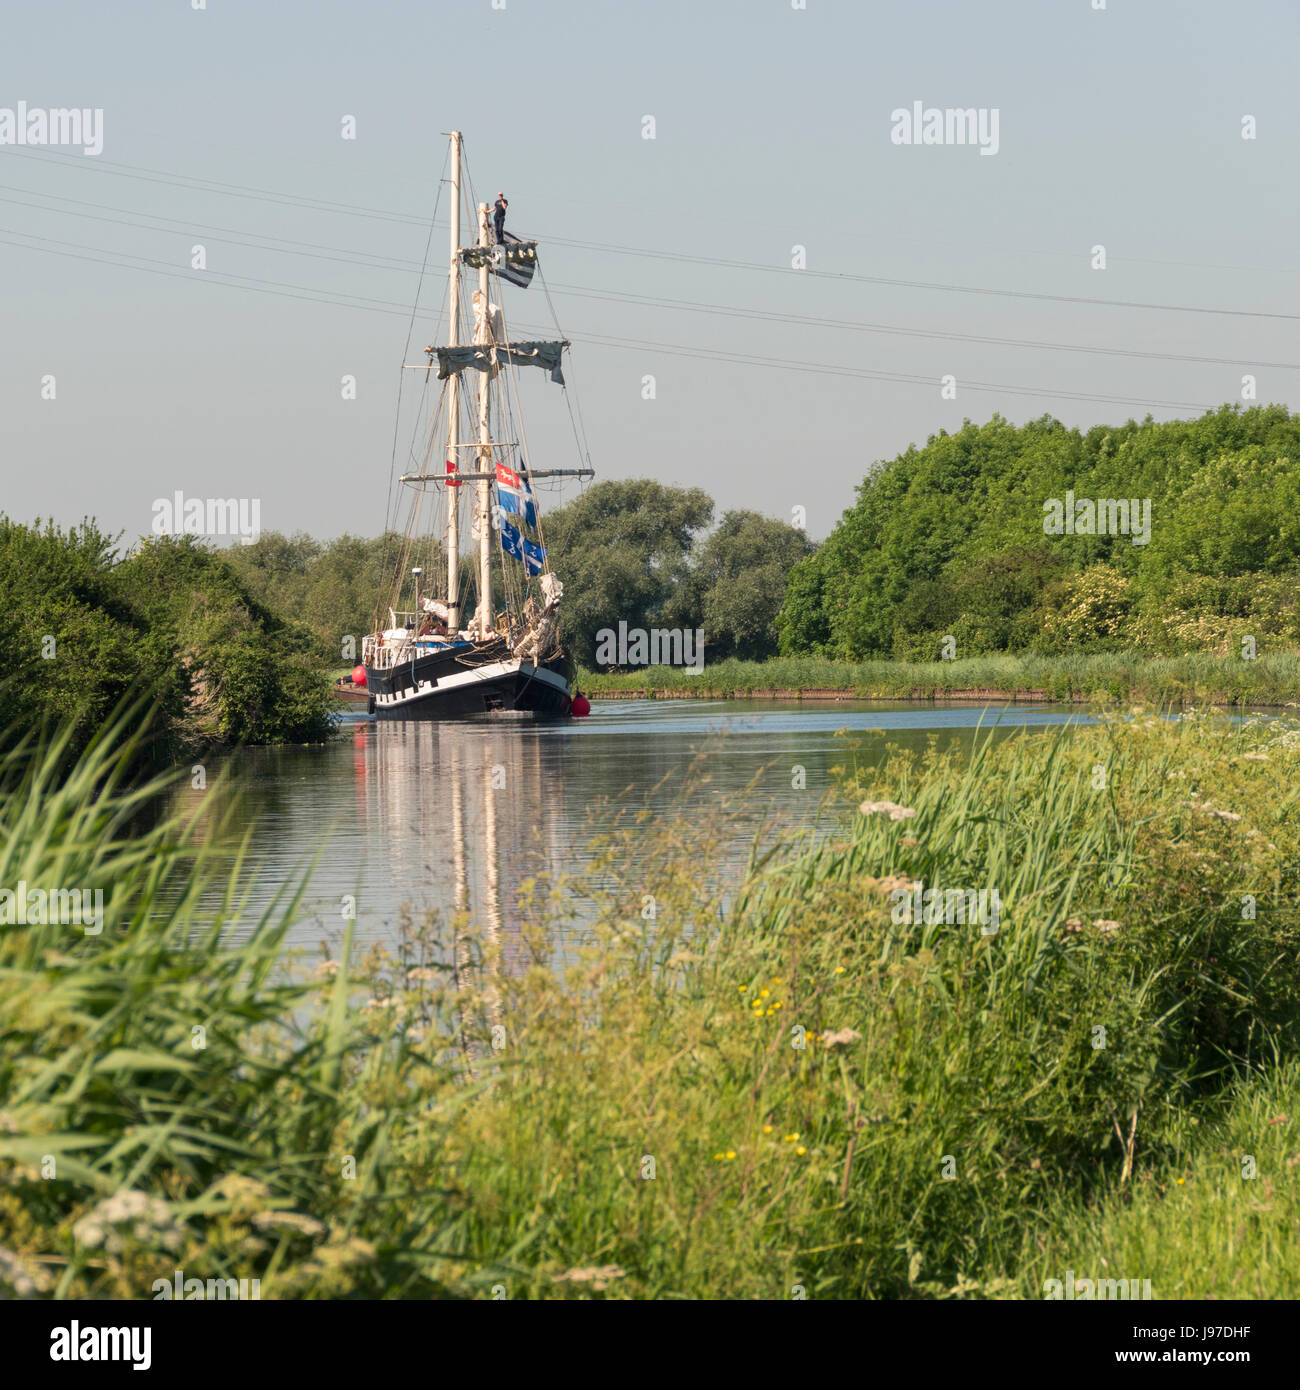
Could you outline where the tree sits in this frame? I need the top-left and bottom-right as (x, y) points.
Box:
(669, 510), (815, 661)
(778, 405), (1300, 659)
(544, 480), (713, 667)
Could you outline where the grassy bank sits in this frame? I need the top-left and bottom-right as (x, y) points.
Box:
(2, 708), (1299, 1298)
(579, 650), (1300, 706)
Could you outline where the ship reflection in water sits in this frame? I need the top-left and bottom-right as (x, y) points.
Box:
(165, 700), (1093, 955)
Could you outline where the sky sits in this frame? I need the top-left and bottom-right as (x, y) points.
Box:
(2, 0), (1298, 546)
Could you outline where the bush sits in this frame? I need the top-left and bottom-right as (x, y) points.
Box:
(0, 520), (334, 757)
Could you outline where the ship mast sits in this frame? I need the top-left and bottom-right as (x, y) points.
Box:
(474, 200), (494, 637)
(444, 131), (463, 630)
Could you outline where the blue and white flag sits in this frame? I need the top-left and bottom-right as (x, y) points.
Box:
(495, 461), (536, 526)
(522, 538), (547, 576)
(500, 520), (523, 561)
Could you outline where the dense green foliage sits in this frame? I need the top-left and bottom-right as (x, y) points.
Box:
(0, 519), (334, 755)
(779, 404), (1300, 662)
(543, 480), (811, 666)
(222, 530), (410, 659)
(223, 491), (811, 671)
(3, 708), (1298, 1298)
(541, 479), (710, 665)
(663, 509), (815, 661)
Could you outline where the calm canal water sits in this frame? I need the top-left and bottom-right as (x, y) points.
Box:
(166, 699), (1092, 951)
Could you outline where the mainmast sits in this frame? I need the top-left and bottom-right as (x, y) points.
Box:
(444, 131), (463, 630)
(474, 201), (493, 637)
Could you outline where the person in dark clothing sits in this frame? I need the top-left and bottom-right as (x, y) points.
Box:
(493, 192), (508, 244)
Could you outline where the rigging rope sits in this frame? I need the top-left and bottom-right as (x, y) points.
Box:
(377, 145), (449, 638)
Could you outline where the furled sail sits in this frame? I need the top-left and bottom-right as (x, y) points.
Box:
(460, 233), (538, 289)
(436, 340), (567, 385)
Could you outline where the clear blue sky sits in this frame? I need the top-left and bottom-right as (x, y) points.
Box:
(2, 0), (1297, 543)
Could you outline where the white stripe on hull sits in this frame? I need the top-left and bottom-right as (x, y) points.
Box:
(372, 658), (568, 708)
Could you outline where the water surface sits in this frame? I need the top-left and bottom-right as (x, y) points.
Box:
(168, 699), (1091, 950)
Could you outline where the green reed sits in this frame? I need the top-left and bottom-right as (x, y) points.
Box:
(1, 705), (1298, 1298)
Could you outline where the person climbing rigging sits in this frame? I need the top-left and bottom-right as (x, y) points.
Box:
(493, 192), (508, 244)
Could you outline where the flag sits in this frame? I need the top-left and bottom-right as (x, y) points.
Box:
(445, 459), (461, 488)
(495, 461), (536, 525)
(500, 520), (523, 560)
(497, 233), (537, 289)
(522, 538), (547, 576)
(459, 234), (538, 289)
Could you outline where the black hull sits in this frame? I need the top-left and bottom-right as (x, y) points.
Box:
(365, 642), (572, 720)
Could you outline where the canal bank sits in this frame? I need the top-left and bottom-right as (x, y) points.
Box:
(577, 651), (1300, 708)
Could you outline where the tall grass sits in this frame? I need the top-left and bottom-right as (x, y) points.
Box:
(579, 650), (1300, 705)
(2, 707), (1299, 1298)
(0, 710), (474, 1298)
(1011, 1059), (1300, 1299)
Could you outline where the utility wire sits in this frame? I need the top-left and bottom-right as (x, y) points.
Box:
(5, 146), (1298, 322)
(0, 226), (1250, 412)
(5, 182), (1294, 373)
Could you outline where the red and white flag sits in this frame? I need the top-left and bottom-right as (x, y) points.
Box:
(446, 460), (461, 488)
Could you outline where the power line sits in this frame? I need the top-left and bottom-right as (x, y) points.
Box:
(0, 228), (413, 315)
(0, 184), (421, 272)
(555, 236), (1300, 323)
(0, 147), (426, 226)
(5, 179), (1296, 374)
(6, 146), (1299, 322)
(0, 225), (1248, 413)
(542, 281), (1300, 372)
(546, 328), (1214, 413)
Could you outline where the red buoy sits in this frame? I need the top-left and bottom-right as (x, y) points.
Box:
(351, 664), (367, 687)
(571, 693), (591, 717)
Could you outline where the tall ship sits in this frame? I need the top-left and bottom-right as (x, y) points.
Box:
(362, 130), (593, 718)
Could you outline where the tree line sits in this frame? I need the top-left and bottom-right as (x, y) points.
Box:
(222, 480), (814, 670)
(8, 403), (1295, 755)
(779, 404), (1300, 661)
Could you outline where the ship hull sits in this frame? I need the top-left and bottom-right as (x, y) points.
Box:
(365, 642), (572, 719)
